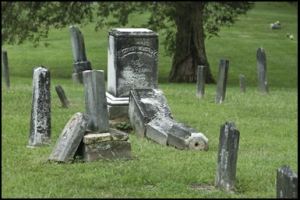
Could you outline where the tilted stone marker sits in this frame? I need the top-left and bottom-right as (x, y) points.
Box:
(55, 85), (70, 108)
(276, 165), (298, 198)
(129, 88), (173, 137)
(70, 25), (92, 84)
(129, 88), (209, 150)
(239, 74), (246, 93)
(2, 50), (10, 88)
(215, 59), (229, 104)
(83, 70), (110, 133)
(215, 121), (240, 193)
(257, 47), (269, 94)
(106, 28), (158, 119)
(196, 65), (206, 98)
(49, 112), (88, 163)
(28, 66), (51, 147)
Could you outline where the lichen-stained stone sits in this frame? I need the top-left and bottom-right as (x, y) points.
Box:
(78, 140), (132, 162)
(146, 116), (173, 146)
(83, 133), (111, 144)
(109, 128), (129, 141)
(49, 112), (88, 162)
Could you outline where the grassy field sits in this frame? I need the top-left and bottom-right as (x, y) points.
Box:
(1, 2), (298, 198)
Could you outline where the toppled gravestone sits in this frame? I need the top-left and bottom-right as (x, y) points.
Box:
(129, 88), (209, 151)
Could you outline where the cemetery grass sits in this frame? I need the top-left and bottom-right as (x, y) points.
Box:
(1, 2), (297, 198)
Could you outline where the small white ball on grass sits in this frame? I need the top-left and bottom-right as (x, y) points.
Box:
(289, 35), (294, 40)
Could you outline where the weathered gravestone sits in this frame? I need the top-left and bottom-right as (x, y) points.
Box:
(49, 112), (88, 163)
(129, 88), (209, 151)
(106, 28), (158, 119)
(28, 66), (51, 148)
(196, 65), (206, 98)
(70, 25), (92, 84)
(55, 85), (70, 108)
(276, 165), (298, 198)
(239, 74), (246, 93)
(75, 69), (132, 162)
(257, 47), (269, 94)
(82, 70), (109, 133)
(2, 50), (10, 88)
(215, 121), (240, 193)
(215, 59), (230, 104)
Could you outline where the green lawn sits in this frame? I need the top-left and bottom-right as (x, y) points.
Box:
(1, 2), (298, 198)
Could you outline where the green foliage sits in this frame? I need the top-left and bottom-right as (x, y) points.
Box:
(116, 122), (132, 131)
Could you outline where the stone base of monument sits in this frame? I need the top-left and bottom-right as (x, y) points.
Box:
(72, 73), (83, 84)
(106, 92), (129, 119)
(76, 128), (132, 162)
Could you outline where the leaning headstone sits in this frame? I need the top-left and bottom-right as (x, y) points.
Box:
(215, 121), (240, 193)
(239, 74), (246, 93)
(196, 65), (206, 98)
(49, 112), (88, 163)
(70, 25), (92, 84)
(106, 28), (159, 119)
(55, 85), (70, 108)
(276, 165), (298, 198)
(215, 59), (229, 104)
(83, 70), (109, 133)
(2, 50), (10, 88)
(129, 88), (173, 137)
(28, 66), (51, 147)
(256, 47), (269, 94)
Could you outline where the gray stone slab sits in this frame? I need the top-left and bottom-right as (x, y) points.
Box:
(129, 88), (173, 137)
(78, 139), (132, 162)
(239, 74), (246, 93)
(107, 28), (158, 98)
(2, 50), (10, 88)
(215, 121), (240, 193)
(70, 25), (87, 62)
(28, 66), (51, 147)
(196, 65), (206, 98)
(276, 165), (298, 198)
(146, 116), (173, 146)
(83, 70), (109, 133)
(55, 85), (70, 108)
(49, 112), (88, 162)
(215, 59), (229, 104)
(257, 47), (269, 94)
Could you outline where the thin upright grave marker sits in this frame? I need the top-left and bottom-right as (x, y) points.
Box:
(276, 165), (298, 198)
(28, 66), (51, 148)
(215, 121), (240, 193)
(239, 74), (246, 93)
(83, 70), (109, 133)
(215, 59), (229, 104)
(2, 50), (10, 88)
(196, 65), (206, 98)
(256, 47), (268, 94)
(70, 25), (92, 84)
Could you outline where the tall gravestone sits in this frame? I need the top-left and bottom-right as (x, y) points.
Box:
(70, 25), (92, 84)
(83, 70), (110, 133)
(196, 65), (206, 98)
(276, 165), (298, 198)
(2, 50), (10, 88)
(215, 121), (240, 193)
(256, 47), (268, 94)
(106, 28), (159, 119)
(28, 66), (51, 147)
(215, 59), (229, 104)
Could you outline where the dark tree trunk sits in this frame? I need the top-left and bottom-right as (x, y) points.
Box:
(168, 2), (216, 84)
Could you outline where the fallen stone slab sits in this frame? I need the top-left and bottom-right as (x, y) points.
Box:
(129, 88), (173, 137)
(146, 116), (173, 146)
(49, 112), (88, 162)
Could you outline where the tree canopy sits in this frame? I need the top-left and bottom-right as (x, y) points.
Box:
(1, 2), (255, 83)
